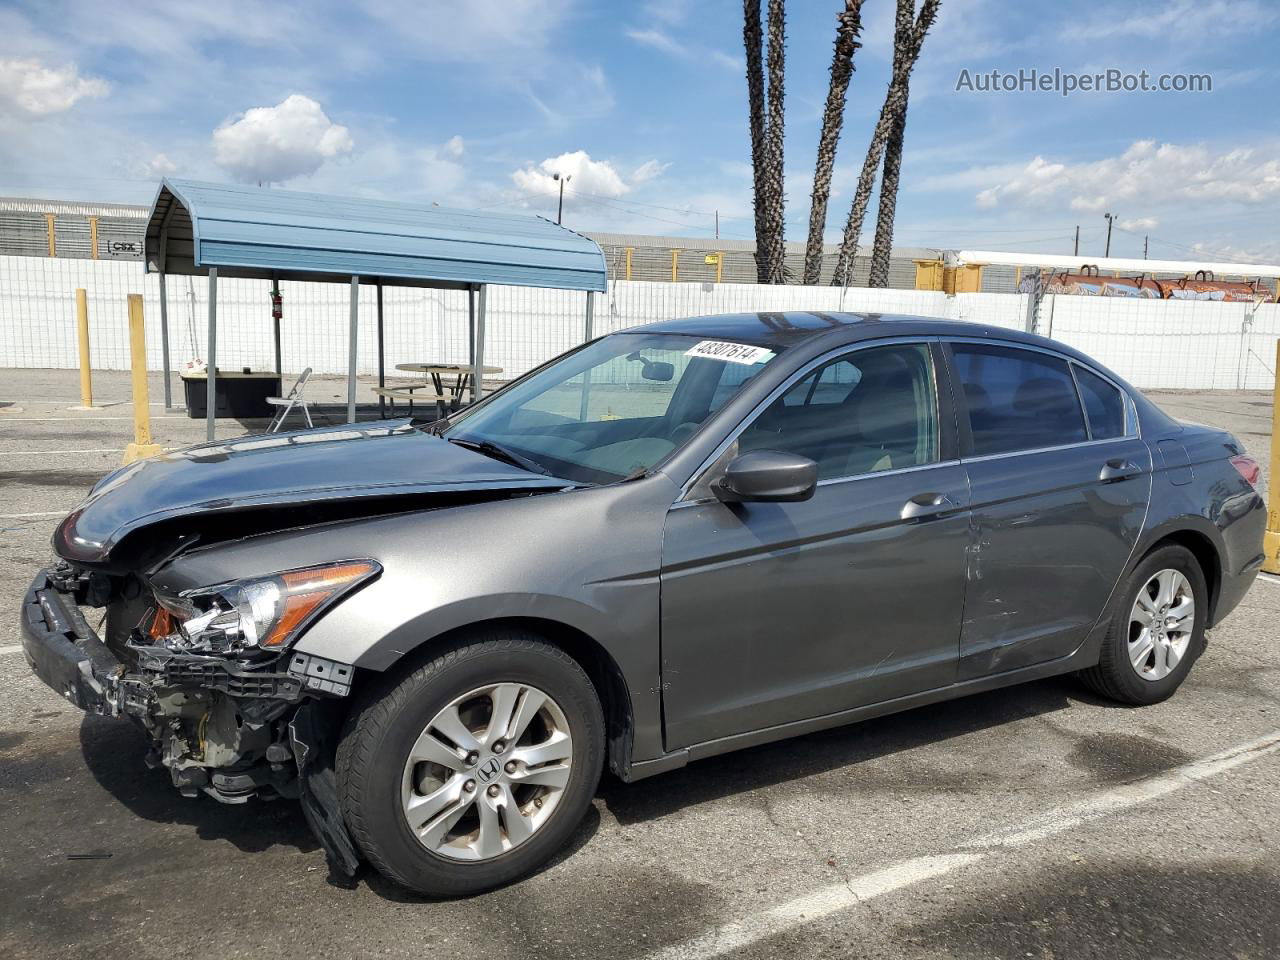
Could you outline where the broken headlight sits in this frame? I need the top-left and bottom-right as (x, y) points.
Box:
(149, 560), (380, 656)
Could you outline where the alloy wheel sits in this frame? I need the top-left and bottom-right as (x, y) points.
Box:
(400, 683), (573, 861)
(1128, 568), (1195, 682)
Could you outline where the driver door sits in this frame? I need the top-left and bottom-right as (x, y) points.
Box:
(658, 340), (970, 749)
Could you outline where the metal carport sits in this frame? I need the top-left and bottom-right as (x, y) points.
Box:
(143, 178), (608, 439)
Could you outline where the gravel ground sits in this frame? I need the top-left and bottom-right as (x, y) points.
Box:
(1, 370), (1277, 960)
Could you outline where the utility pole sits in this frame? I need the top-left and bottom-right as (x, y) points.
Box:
(553, 172), (571, 225)
(715, 209), (719, 240)
(1144, 235), (1149, 259)
(1103, 212), (1116, 258)
(1073, 225), (1080, 256)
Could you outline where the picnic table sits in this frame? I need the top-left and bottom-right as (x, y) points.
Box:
(376, 363), (504, 419)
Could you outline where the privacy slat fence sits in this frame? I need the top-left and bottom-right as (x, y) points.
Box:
(1, 254), (1277, 391)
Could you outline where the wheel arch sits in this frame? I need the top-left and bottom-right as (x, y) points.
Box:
(1136, 526), (1222, 624)
(382, 616), (636, 781)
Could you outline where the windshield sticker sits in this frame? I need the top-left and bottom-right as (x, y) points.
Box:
(685, 340), (775, 366)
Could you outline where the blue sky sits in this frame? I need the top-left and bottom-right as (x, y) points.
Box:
(1, 0), (1277, 262)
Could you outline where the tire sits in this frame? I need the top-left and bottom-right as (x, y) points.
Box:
(1080, 543), (1208, 705)
(336, 628), (604, 897)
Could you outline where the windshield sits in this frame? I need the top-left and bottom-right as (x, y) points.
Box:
(441, 332), (780, 484)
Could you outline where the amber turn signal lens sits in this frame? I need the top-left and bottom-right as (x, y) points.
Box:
(260, 561), (376, 647)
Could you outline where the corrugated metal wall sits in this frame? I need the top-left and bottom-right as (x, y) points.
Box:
(3, 253), (1279, 391)
(0, 199), (932, 290)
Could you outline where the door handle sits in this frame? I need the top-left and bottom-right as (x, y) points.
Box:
(901, 492), (956, 521)
(1099, 458), (1141, 483)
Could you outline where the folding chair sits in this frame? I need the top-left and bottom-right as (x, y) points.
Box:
(266, 367), (314, 432)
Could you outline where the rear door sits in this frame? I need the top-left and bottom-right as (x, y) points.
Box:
(946, 341), (1152, 679)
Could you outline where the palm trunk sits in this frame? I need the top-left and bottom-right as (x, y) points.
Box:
(743, 0), (769, 283)
(831, 0), (940, 286)
(762, 0), (787, 283)
(868, 92), (908, 287)
(802, 0), (865, 285)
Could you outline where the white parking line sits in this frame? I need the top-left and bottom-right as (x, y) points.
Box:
(644, 730), (1280, 960)
(0, 511), (68, 518)
(0, 644), (24, 656)
(1255, 572), (1280, 586)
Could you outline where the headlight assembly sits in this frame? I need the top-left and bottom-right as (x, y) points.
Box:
(148, 560), (380, 656)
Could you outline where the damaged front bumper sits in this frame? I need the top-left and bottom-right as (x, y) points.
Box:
(20, 567), (362, 877)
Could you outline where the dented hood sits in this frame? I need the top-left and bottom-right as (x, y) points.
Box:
(53, 421), (565, 564)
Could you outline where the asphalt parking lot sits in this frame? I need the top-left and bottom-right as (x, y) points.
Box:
(2, 370), (1278, 960)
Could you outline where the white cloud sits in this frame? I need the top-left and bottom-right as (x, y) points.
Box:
(1118, 216), (1159, 230)
(0, 58), (107, 114)
(512, 150), (629, 199)
(143, 153), (178, 178)
(631, 159), (669, 184)
(975, 140), (1280, 212)
(624, 25), (740, 72)
(421, 136), (466, 196)
(212, 94), (353, 184)
(626, 27), (686, 56)
(1063, 0), (1277, 40)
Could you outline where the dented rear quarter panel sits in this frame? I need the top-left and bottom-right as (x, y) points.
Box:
(1138, 417), (1265, 626)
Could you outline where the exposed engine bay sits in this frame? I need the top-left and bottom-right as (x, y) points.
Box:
(22, 559), (366, 875)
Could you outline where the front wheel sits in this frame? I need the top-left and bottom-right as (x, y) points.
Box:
(336, 630), (604, 897)
(1080, 543), (1208, 705)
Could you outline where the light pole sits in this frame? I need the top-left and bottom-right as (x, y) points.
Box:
(1103, 212), (1116, 258)
(553, 172), (571, 225)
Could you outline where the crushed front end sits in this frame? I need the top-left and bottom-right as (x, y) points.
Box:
(20, 558), (372, 877)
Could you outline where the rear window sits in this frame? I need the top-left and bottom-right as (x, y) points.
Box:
(1073, 365), (1126, 439)
(951, 344), (1087, 456)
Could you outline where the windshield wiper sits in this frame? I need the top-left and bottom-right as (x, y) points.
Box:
(446, 436), (553, 477)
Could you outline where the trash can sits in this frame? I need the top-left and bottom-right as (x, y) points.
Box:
(181, 370), (282, 419)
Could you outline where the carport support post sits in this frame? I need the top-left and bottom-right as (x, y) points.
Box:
(158, 272), (172, 410)
(584, 290), (594, 341)
(473, 284), (487, 403)
(1263, 339), (1280, 574)
(376, 282), (385, 419)
(347, 275), (360, 424)
(206, 268), (217, 442)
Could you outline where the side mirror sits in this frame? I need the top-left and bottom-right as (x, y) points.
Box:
(714, 450), (818, 503)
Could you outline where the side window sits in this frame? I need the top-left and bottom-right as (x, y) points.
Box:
(951, 344), (1087, 456)
(738, 343), (938, 480)
(1073, 365), (1126, 439)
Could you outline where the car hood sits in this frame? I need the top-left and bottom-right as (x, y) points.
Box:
(53, 421), (567, 565)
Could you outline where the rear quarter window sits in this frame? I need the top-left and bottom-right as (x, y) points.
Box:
(1073, 365), (1127, 439)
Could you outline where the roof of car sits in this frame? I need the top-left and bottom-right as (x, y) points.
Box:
(634, 311), (1045, 351)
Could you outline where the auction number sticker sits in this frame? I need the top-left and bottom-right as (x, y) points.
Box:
(685, 340), (775, 365)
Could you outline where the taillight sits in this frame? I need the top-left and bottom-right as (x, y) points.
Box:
(1230, 454), (1261, 488)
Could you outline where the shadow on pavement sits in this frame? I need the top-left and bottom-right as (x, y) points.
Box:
(78, 714), (318, 856)
(600, 675), (1088, 826)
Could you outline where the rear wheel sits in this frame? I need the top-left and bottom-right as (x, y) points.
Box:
(337, 629), (604, 897)
(1081, 544), (1207, 705)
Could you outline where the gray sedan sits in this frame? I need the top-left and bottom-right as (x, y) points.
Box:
(20, 312), (1265, 896)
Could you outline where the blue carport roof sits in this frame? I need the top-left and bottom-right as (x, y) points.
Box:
(143, 178), (607, 292)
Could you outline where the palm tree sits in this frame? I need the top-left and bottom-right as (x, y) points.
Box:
(868, 100), (908, 286)
(742, 0), (769, 283)
(761, 0), (787, 283)
(831, 0), (940, 286)
(743, 0), (787, 283)
(802, 0), (865, 285)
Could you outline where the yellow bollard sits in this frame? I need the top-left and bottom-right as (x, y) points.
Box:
(1264, 340), (1280, 573)
(70, 288), (97, 410)
(121, 293), (163, 464)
